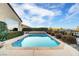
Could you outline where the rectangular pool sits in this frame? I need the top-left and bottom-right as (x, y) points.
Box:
(12, 33), (60, 48)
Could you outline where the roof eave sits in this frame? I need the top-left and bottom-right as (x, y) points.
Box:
(7, 3), (22, 22)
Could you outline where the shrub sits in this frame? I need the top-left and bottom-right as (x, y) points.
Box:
(51, 32), (55, 36)
(55, 33), (63, 39)
(22, 28), (32, 31)
(0, 31), (24, 41)
(47, 31), (51, 34)
(7, 31), (24, 39)
(60, 35), (76, 44)
(0, 21), (8, 31)
(60, 31), (67, 35)
(0, 21), (24, 41)
(0, 21), (8, 41)
(22, 28), (48, 31)
(13, 28), (18, 31)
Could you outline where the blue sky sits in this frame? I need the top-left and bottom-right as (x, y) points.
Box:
(11, 3), (79, 29)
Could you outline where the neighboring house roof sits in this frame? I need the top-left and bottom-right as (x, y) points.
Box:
(21, 24), (30, 28)
(7, 3), (22, 22)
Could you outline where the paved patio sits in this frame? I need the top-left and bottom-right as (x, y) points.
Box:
(0, 33), (79, 56)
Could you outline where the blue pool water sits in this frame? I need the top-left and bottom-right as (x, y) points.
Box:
(12, 33), (60, 47)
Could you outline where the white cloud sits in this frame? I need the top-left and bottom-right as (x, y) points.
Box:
(48, 3), (65, 9)
(52, 10), (62, 16)
(22, 19), (32, 26)
(60, 4), (79, 23)
(11, 3), (63, 27)
(60, 10), (79, 25)
(68, 4), (79, 14)
(11, 4), (25, 17)
(22, 4), (55, 17)
(30, 17), (45, 24)
(12, 3), (62, 17)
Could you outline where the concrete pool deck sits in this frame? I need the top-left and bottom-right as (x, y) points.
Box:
(0, 32), (79, 56)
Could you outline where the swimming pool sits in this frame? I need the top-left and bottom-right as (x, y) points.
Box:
(12, 33), (60, 48)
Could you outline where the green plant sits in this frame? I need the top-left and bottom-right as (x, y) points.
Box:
(22, 28), (48, 31)
(13, 28), (18, 31)
(55, 33), (63, 39)
(60, 35), (76, 44)
(0, 21), (8, 41)
(7, 31), (24, 39)
(51, 32), (55, 36)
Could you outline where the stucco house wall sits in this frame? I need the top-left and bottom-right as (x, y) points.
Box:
(0, 3), (22, 31)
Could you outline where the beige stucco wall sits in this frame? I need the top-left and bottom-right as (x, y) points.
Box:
(0, 3), (22, 31)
